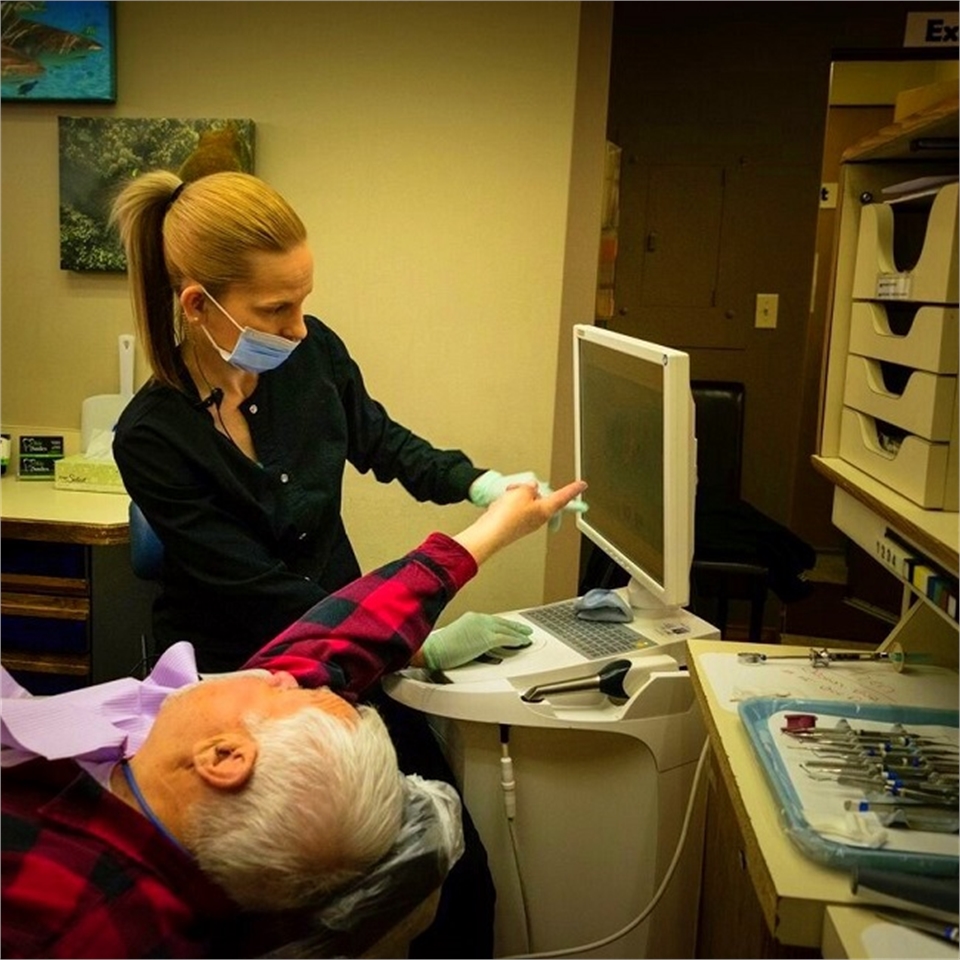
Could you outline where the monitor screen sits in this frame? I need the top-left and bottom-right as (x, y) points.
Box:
(573, 324), (695, 613)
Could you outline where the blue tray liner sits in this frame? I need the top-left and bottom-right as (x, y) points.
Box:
(738, 697), (959, 876)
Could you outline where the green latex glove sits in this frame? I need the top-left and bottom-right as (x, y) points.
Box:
(468, 470), (588, 532)
(421, 612), (534, 671)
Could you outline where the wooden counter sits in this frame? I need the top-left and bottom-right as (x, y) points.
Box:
(823, 905), (959, 960)
(688, 637), (959, 957)
(1, 475), (153, 687)
(1, 473), (131, 544)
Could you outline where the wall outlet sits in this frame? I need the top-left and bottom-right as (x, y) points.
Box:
(755, 293), (778, 329)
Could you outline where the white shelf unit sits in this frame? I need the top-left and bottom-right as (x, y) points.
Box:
(813, 97), (959, 668)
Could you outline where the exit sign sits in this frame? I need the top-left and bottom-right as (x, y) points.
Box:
(904, 12), (959, 46)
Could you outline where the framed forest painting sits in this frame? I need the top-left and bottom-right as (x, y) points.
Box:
(58, 117), (256, 271)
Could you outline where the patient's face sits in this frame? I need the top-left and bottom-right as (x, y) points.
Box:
(156, 670), (357, 741)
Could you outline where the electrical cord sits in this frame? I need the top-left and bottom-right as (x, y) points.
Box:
(503, 735), (712, 960)
(193, 344), (236, 446)
(501, 725), (534, 955)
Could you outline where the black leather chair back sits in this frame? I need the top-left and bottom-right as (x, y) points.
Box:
(690, 380), (744, 510)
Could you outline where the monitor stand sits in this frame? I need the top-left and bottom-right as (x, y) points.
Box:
(627, 578), (676, 619)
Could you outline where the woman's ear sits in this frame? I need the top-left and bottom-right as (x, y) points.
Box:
(193, 734), (258, 791)
(180, 284), (207, 324)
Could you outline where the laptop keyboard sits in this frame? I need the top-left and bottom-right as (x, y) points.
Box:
(519, 601), (656, 658)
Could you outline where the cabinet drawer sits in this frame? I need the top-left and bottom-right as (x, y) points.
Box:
(843, 355), (956, 441)
(3, 667), (89, 694)
(0, 572), (89, 597)
(849, 302), (958, 374)
(1, 592), (90, 654)
(1, 539), (88, 580)
(852, 181), (958, 303)
(1, 619), (89, 655)
(838, 406), (957, 511)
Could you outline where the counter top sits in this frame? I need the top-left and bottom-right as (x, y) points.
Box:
(687, 637), (959, 951)
(811, 456), (959, 576)
(823, 905), (959, 960)
(1, 474), (130, 544)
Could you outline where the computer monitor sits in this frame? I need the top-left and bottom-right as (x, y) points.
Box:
(573, 323), (696, 615)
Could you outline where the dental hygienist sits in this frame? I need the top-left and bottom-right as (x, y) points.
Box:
(110, 169), (582, 959)
(110, 169), (579, 675)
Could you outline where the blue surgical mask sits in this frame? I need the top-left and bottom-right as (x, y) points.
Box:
(199, 287), (300, 374)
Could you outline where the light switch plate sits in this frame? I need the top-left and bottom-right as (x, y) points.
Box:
(755, 293), (778, 329)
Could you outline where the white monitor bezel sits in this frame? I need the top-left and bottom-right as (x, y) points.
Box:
(572, 323), (694, 611)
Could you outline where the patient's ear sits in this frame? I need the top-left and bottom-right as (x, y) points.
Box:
(194, 734), (258, 790)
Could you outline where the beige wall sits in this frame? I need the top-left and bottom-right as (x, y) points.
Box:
(1, 1), (611, 620)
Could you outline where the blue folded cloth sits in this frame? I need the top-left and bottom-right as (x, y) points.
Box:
(573, 588), (634, 623)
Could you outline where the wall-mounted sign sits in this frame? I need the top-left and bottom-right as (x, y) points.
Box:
(904, 12), (959, 47)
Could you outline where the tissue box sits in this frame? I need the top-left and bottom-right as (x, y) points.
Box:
(53, 455), (126, 494)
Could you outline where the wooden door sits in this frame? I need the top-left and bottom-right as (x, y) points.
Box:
(613, 162), (747, 349)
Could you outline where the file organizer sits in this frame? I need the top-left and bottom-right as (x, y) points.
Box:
(838, 407), (955, 510)
(843, 355), (956, 442)
(852, 181), (958, 304)
(840, 179), (959, 511)
(848, 303), (958, 375)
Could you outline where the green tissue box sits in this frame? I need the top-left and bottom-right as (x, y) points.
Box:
(53, 455), (126, 494)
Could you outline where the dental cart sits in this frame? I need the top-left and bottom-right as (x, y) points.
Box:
(384, 612), (719, 958)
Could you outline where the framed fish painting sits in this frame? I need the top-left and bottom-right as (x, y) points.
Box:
(1, 1), (116, 103)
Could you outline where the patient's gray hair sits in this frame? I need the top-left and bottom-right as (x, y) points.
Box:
(186, 703), (404, 911)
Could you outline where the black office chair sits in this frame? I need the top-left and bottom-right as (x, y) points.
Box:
(688, 381), (770, 641)
(690, 381), (818, 641)
(129, 501), (164, 581)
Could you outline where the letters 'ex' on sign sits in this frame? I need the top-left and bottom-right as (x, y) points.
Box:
(904, 12), (959, 47)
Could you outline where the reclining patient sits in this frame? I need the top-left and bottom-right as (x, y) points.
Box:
(1, 478), (585, 960)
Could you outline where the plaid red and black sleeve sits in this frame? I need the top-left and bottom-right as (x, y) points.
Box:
(241, 533), (477, 696)
(2, 760), (233, 959)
